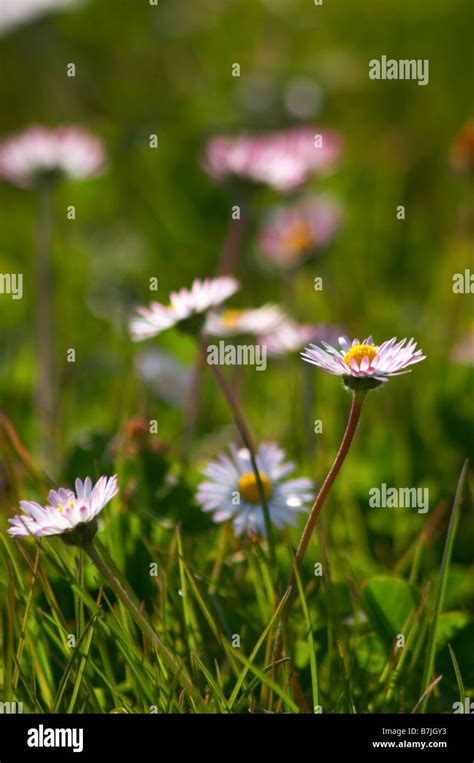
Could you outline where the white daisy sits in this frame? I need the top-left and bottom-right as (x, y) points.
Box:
(130, 277), (239, 341)
(259, 320), (343, 357)
(302, 336), (426, 385)
(204, 304), (286, 338)
(196, 443), (313, 536)
(8, 475), (118, 539)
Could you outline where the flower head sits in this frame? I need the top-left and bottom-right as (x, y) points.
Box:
(130, 277), (239, 341)
(258, 196), (341, 268)
(0, 125), (105, 188)
(202, 127), (342, 192)
(261, 320), (341, 357)
(196, 443), (313, 536)
(8, 475), (118, 540)
(302, 336), (426, 388)
(204, 303), (286, 338)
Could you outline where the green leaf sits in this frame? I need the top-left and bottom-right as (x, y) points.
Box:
(361, 576), (418, 643)
(355, 634), (388, 675)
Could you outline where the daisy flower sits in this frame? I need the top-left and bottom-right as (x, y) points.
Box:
(137, 348), (190, 405)
(204, 304), (286, 338)
(8, 475), (118, 540)
(260, 320), (340, 357)
(0, 125), (105, 188)
(258, 196), (341, 268)
(130, 276), (239, 341)
(202, 127), (342, 193)
(302, 336), (426, 387)
(196, 443), (313, 536)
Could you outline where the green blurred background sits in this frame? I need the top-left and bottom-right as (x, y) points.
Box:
(0, 0), (472, 710)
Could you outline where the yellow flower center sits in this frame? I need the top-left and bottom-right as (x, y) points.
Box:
(344, 343), (377, 368)
(238, 472), (272, 503)
(222, 309), (245, 329)
(57, 498), (75, 513)
(284, 219), (313, 256)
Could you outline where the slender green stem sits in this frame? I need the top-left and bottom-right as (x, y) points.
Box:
(82, 538), (204, 709)
(34, 179), (56, 472)
(273, 390), (367, 662)
(419, 458), (469, 712)
(76, 549), (85, 641)
(202, 342), (277, 573)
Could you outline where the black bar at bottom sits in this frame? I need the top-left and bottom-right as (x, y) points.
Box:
(0, 712), (472, 761)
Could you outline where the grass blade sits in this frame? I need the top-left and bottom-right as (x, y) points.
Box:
(419, 459), (469, 711)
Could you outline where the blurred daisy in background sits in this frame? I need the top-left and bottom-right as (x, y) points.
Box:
(205, 305), (342, 359)
(202, 126), (342, 192)
(130, 277), (239, 341)
(0, 125), (105, 188)
(8, 476), (118, 539)
(260, 319), (341, 357)
(196, 443), (313, 536)
(258, 195), (341, 268)
(205, 304), (286, 338)
(450, 326), (474, 365)
(136, 348), (191, 405)
(0, 124), (106, 470)
(302, 336), (426, 384)
(0, 0), (83, 35)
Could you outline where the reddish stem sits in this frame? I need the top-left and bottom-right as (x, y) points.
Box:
(217, 202), (248, 276)
(273, 390), (367, 661)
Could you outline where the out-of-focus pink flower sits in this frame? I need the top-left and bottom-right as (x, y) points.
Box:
(449, 119), (474, 174)
(259, 320), (342, 357)
(0, 0), (82, 35)
(0, 125), (105, 188)
(451, 326), (474, 365)
(202, 127), (342, 192)
(258, 195), (341, 268)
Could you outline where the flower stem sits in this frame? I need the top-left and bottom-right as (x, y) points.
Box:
(82, 539), (204, 709)
(273, 389), (367, 662)
(202, 341), (277, 573)
(34, 179), (56, 472)
(181, 348), (205, 461)
(181, 202), (249, 452)
(216, 198), (248, 276)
